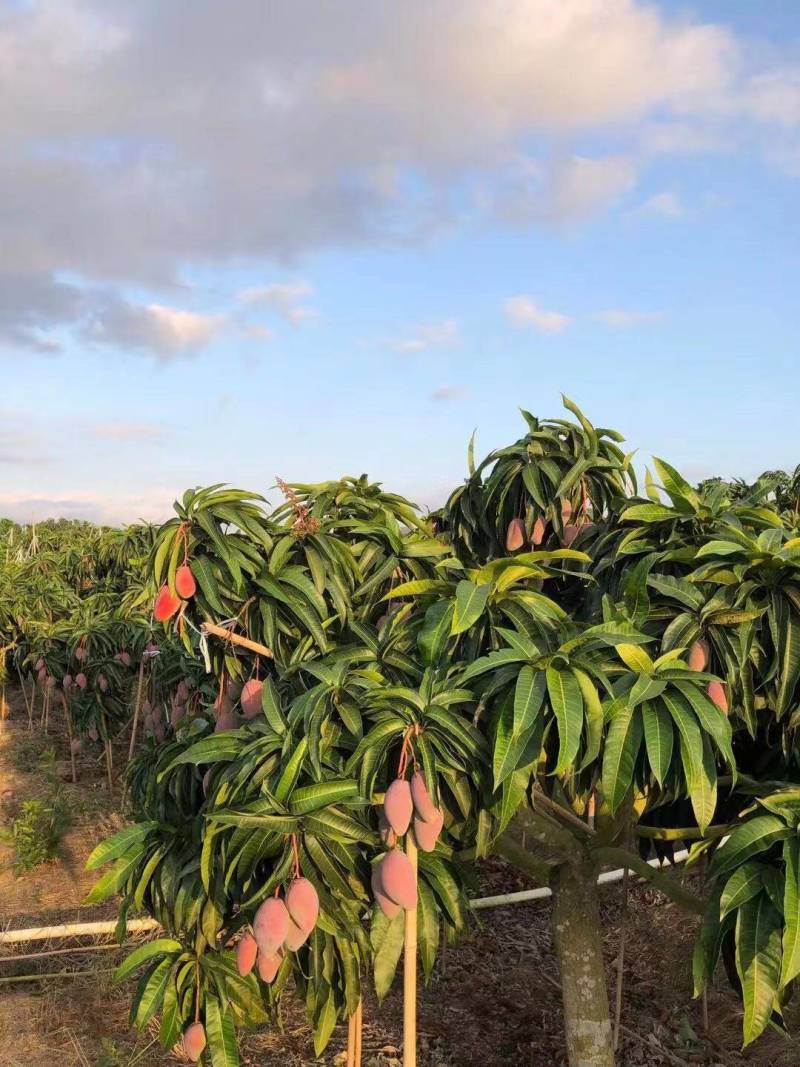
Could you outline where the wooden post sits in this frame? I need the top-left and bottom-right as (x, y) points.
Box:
(201, 622), (274, 659)
(128, 657), (147, 761)
(403, 836), (418, 1067)
(354, 996), (363, 1067)
(17, 668), (33, 731)
(346, 1011), (356, 1067)
(61, 693), (77, 784)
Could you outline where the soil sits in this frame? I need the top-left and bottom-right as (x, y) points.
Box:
(1, 687), (798, 1067)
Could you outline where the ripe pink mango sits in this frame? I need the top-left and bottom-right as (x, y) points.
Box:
(413, 809), (444, 852)
(176, 563), (197, 599)
(286, 877), (319, 932)
(75, 646), (86, 662)
(170, 703), (186, 728)
(505, 517), (525, 552)
(532, 515), (547, 545)
(410, 771), (438, 823)
(213, 693), (233, 719)
(70, 738), (82, 755)
(183, 1022), (206, 1061)
(75, 673), (87, 690)
(176, 679), (190, 702)
(284, 916), (311, 951)
(256, 949), (283, 983)
(689, 639), (709, 672)
(97, 674), (108, 693)
(214, 710), (237, 732)
(241, 678), (263, 719)
(379, 850), (417, 911)
(37, 666), (47, 683)
(154, 721), (166, 743)
(154, 584), (180, 622)
(561, 523), (579, 547)
(253, 897), (290, 958)
(236, 931), (258, 976)
(708, 680), (728, 714)
(384, 778), (413, 836)
(371, 864), (401, 919)
(120, 651), (132, 667)
(62, 674), (73, 691)
(45, 675), (55, 688)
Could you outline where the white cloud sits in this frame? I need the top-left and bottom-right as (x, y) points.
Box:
(504, 296), (570, 333)
(595, 309), (664, 328)
(85, 298), (226, 358)
(0, 488), (175, 525)
(241, 324), (274, 341)
(87, 421), (169, 443)
(546, 155), (637, 222)
(237, 282), (316, 325)
(632, 191), (686, 218)
(0, 1), (796, 352)
(431, 385), (467, 403)
(390, 319), (460, 353)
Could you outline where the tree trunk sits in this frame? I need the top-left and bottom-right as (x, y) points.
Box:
(551, 852), (615, 1067)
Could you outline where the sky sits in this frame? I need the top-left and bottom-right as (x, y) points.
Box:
(1, 0), (799, 525)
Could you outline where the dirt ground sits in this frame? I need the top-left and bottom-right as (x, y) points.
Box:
(1, 687), (798, 1067)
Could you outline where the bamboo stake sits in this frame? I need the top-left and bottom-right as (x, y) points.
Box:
(61, 693), (77, 784)
(16, 667), (33, 731)
(0, 918), (159, 945)
(201, 621), (274, 659)
(354, 996), (363, 1067)
(128, 657), (147, 761)
(346, 1010), (356, 1067)
(403, 836), (418, 1067)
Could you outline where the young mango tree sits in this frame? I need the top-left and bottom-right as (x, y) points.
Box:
(90, 401), (800, 1066)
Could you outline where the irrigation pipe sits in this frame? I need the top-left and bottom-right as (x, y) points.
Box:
(471, 846), (694, 910)
(0, 848), (697, 945)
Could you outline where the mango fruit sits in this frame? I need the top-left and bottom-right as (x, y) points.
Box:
(413, 809), (444, 852)
(175, 563), (196, 599)
(371, 863), (401, 919)
(505, 517), (525, 551)
(384, 777), (413, 835)
(254, 897), (290, 957)
(689, 639), (709, 672)
(154, 585), (180, 622)
(410, 771), (438, 823)
(707, 680), (728, 714)
(236, 931), (258, 976)
(241, 678), (263, 719)
(256, 949), (283, 983)
(183, 1022), (206, 1061)
(379, 849), (417, 910)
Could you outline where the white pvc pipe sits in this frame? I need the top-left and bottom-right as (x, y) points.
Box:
(470, 847), (691, 910)
(0, 849), (695, 943)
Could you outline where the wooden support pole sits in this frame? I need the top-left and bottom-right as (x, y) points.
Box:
(346, 1010), (356, 1067)
(354, 996), (363, 1067)
(403, 836), (418, 1067)
(201, 622), (274, 659)
(60, 693), (77, 784)
(128, 656), (147, 761)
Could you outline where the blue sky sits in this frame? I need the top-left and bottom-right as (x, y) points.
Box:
(1, 0), (799, 523)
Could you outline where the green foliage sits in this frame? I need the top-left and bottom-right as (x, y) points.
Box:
(14, 395), (792, 1055)
(3, 793), (72, 871)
